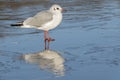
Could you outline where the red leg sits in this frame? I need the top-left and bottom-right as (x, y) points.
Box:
(47, 31), (55, 42)
(44, 31), (48, 40)
(44, 31), (48, 50)
(44, 31), (55, 50)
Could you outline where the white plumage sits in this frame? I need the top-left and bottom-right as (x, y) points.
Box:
(22, 4), (63, 31)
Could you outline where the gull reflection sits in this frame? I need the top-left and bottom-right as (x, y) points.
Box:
(22, 50), (65, 76)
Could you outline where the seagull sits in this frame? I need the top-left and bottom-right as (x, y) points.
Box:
(11, 4), (63, 49)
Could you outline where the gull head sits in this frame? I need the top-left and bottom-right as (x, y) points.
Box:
(50, 4), (63, 13)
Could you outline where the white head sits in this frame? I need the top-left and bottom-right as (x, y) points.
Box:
(50, 4), (63, 13)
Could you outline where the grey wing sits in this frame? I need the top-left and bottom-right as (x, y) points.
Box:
(23, 10), (53, 27)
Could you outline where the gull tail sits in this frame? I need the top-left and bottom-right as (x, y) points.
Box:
(10, 22), (23, 26)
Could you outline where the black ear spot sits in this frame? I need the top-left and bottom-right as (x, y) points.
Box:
(57, 8), (59, 10)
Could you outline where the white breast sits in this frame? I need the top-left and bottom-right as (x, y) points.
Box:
(38, 13), (62, 31)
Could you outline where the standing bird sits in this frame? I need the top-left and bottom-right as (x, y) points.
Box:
(11, 4), (63, 49)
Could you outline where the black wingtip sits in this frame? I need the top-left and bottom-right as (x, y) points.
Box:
(10, 23), (23, 26)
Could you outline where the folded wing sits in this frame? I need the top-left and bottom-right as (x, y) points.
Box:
(23, 10), (53, 27)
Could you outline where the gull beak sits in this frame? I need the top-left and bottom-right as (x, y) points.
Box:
(61, 8), (67, 12)
(62, 8), (64, 12)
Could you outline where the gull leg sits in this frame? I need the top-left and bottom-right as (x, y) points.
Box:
(44, 31), (48, 50)
(46, 31), (51, 49)
(47, 31), (55, 42)
(47, 31), (55, 49)
(44, 31), (55, 50)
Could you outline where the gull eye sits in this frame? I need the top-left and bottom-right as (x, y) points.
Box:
(57, 8), (59, 10)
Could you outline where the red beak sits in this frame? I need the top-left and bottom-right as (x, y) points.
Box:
(61, 8), (67, 12)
